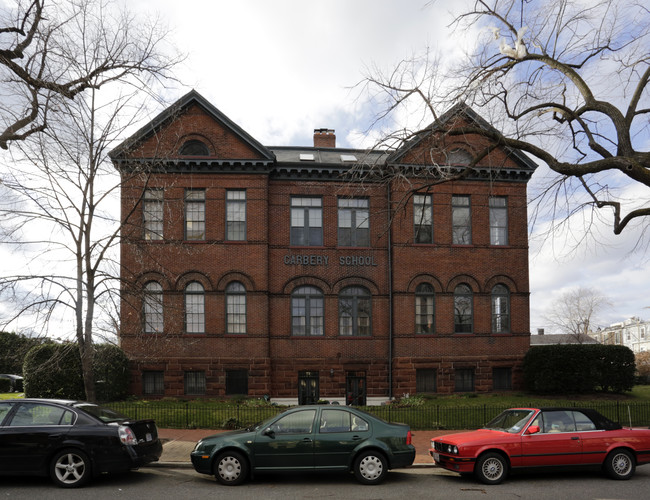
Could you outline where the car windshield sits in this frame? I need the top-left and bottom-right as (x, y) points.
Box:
(483, 409), (534, 433)
(73, 403), (131, 423)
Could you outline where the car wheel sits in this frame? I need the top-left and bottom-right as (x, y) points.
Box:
(214, 451), (248, 486)
(353, 450), (387, 485)
(605, 449), (635, 480)
(475, 452), (507, 485)
(50, 449), (91, 488)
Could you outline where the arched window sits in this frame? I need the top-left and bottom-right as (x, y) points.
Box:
(446, 148), (473, 165)
(179, 139), (209, 156)
(491, 284), (510, 333)
(226, 282), (246, 334)
(292, 286), (324, 336)
(185, 282), (205, 334)
(454, 284), (473, 334)
(143, 282), (163, 333)
(339, 286), (371, 336)
(415, 283), (435, 334)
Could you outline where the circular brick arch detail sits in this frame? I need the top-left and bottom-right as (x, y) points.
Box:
(406, 274), (444, 294)
(216, 271), (255, 292)
(332, 276), (380, 295)
(175, 271), (214, 292)
(484, 274), (519, 294)
(135, 271), (172, 290)
(446, 274), (481, 293)
(282, 276), (331, 295)
(178, 133), (215, 156)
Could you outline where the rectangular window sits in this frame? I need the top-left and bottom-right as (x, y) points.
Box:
(489, 197), (508, 245)
(226, 370), (248, 395)
(185, 284), (205, 334)
(143, 189), (163, 240)
(226, 190), (246, 241)
(226, 283), (247, 334)
(415, 284), (435, 334)
(493, 367), (512, 390)
(455, 368), (475, 392)
(338, 198), (370, 247)
(185, 189), (205, 240)
(413, 194), (433, 243)
(184, 371), (206, 395)
(452, 195), (471, 245)
(416, 369), (437, 393)
(291, 197), (323, 246)
(142, 371), (164, 395)
(143, 283), (164, 334)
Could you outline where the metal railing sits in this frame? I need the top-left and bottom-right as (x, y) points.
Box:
(106, 401), (650, 431)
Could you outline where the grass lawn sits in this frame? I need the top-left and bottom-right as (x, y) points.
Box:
(402, 386), (650, 408)
(0, 393), (24, 400)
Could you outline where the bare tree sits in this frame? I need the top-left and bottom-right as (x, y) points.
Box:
(0, 0), (180, 402)
(637, 351), (650, 379)
(358, 0), (650, 240)
(0, 0), (177, 149)
(543, 286), (611, 340)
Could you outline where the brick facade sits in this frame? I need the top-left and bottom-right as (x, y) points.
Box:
(111, 91), (535, 404)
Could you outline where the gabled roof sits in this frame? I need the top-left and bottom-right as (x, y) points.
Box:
(388, 101), (537, 172)
(109, 89), (275, 162)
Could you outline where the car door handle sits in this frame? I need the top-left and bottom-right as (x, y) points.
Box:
(571, 437), (580, 440)
(352, 435), (362, 441)
(302, 438), (312, 443)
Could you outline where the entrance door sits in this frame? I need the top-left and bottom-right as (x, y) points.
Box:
(298, 371), (319, 405)
(346, 372), (366, 406)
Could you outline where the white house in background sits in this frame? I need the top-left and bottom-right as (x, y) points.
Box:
(589, 317), (650, 353)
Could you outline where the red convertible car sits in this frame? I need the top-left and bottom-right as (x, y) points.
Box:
(430, 407), (650, 484)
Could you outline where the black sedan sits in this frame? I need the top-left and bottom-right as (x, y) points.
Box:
(0, 398), (162, 487)
(191, 405), (415, 485)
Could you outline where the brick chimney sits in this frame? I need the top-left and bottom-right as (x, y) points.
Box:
(313, 128), (336, 148)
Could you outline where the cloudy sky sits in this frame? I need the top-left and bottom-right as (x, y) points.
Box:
(2, 0), (648, 336)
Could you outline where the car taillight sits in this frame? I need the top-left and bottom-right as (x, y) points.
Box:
(118, 425), (137, 445)
(406, 430), (412, 445)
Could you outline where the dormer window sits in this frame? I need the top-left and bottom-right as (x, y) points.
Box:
(179, 139), (209, 156)
(446, 148), (473, 166)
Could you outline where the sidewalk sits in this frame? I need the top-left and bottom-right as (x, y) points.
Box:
(155, 428), (462, 467)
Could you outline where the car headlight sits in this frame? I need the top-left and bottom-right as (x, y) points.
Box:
(445, 444), (459, 454)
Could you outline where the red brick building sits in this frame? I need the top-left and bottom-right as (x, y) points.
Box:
(111, 90), (535, 404)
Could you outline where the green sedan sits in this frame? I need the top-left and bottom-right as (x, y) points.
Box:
(190, 405), (415, 485)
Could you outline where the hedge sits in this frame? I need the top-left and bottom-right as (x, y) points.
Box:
(23, 343), (130, 401)
(524, 344), (635, 394)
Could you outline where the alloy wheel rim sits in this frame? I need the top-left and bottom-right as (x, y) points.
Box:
(55, 453), (85, 484)
(483, 458), (503, 480)
(613, 454), (631, 475)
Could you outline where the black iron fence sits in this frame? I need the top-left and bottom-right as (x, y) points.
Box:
(106, 401), (650, 431)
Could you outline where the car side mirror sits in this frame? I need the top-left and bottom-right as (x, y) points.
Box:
(263, 427), (275, 438)
(526, 425), (540, 435)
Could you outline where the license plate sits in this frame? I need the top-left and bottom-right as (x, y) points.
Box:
(146, 433), (152, 442)
(433, 453), (440, 463)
